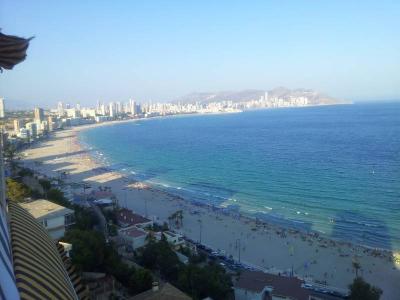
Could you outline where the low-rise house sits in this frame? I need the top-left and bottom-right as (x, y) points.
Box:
(21, 199), (74, 239)
(118, 227), (148, 250)
(175, 251), (189, 265)
(117, 208), (153, 228)
(90, 190), (114, 200)
(155, 231), (185, 249)
(234, 270), (310, 300)
(93, 198), (114, 210)
(129, 282), (191, 300)
(234, 271), (343, 300)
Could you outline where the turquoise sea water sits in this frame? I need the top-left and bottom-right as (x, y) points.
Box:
(79, 102), (400, 250)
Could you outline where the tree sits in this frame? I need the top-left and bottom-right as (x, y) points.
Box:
(47, 188), (70, 207)
(6, 178), (30, 202)
(4, 143), (20, 175)
(139, 238), (181, 281)
(177, 263), (233, 300)
(352, 260), (361, 278)
(349, 277), (382, 300)
(64, 229), (106, 271)
(139, 239), (233, 300)
(38, 178), (51, 192)
(130, 268), (153, 294)
(168, 210), (184, 229)
(74, 207), (99, 230)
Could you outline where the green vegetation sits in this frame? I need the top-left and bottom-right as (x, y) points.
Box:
(74, 207), (99, 230)
(140, 236), (181, 281)
(168, 210), (184, 228)
(63, 227), (153, 295)
(3, 142), (20, 174)
(177, 263), (232, 300)
(47, 188), (70, 207)
(64, 229), (106, 271)
(18, 167), (34, 177)
(6, 178), (30, 202)
(138, 238), (233, 300)
(38, 178), (51, 192)
(12, 168), (229, 298)
(352, 260), (361, 278)
(146, 222), (169, 232)
(349, 277), (382, 300)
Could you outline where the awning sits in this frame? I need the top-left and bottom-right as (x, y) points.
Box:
(0, 31), (33, 72)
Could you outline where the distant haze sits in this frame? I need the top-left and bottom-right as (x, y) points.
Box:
(0, 1), (399, 107)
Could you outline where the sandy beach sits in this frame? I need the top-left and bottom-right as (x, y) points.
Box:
(21, 125), (400, 300)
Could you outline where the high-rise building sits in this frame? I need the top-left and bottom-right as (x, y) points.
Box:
(129, 99), (137, 115)
(100, 104), (106, 116)
(57, 101), (65, 117)
(34, 107), (44, 122)
(13, 119), (24, 133)
(48, 116), (56, 131)
(109, 102), (116, 118)
(116, 101), (122, 114)
(0, 30), (88, 300)
(0, 98), (5, 118)
(26, 122), (38, 140)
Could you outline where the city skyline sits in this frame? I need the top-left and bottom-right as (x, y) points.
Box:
(1, 1), (400, 106)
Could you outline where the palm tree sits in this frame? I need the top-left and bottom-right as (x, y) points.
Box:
(352, 260), (361, 277)
(177, 210), (183, 228)
(4, 142), (20, 176)
(168, 213), (174, 228)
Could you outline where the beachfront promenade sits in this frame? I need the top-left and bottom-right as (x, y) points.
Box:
(21, 127), (400, 300)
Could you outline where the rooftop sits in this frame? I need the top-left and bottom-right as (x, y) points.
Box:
(120, 227), (147, 238)
(129, 283), (191, 300)
(235, 270), (310, 300)
(20, 199), (74, 220)
(117, 208), (151, 226)
(8, 202), (78, 299)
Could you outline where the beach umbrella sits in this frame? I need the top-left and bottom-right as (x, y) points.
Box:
(0, 31), (33, 72)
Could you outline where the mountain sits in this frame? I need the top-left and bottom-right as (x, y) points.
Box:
(175, 87), (348, 105)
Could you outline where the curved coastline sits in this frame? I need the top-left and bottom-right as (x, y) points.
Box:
(78, 126), (397, 253)
(77, 107), (400, 253)
(21, 113), (400, 300)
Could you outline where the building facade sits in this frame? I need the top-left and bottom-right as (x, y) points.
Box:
(21, 199), (75, 240)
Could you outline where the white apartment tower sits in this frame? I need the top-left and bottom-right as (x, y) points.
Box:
(0, 98), (5, 118)
(57, 101), (65, 117)
(34, 107), (45, 123)
(13, 119), (24, 133)
(109, 102), (116, 118)
(129, 99), (137, 115)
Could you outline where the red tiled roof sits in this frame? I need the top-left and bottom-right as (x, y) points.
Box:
(117, 208), (151, 226)
(92, 191), (114, 199)
(121, 227), (147, 238)
(235, 271), (310, 300)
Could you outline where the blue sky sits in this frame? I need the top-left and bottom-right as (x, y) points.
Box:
(1, 1), (399, 107)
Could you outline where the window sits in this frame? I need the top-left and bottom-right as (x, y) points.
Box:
(42, 219), (48, 227)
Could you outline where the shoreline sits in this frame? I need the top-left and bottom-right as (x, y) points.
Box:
(75, 113), (397, 254)
(81, 140), (395, 254)
(21, 125), (400, 299)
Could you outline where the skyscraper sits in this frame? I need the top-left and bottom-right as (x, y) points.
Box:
(34, 107), (44, 122)
(0, 98), (5, 118)
(57, 101), (64, 117)
(26, 122), (38, 140)
(129, 99), (137, 115)
(109, 102), (115, 118)
(13, 119), (24, 133)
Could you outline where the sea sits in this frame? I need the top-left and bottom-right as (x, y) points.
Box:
(79, 102), (400, 251)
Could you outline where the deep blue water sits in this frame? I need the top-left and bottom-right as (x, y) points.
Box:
(80, 103), (400, 250)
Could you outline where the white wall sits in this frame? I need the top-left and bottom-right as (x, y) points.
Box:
(234, 287), (262, 300)
(40, 215), (66, 239)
